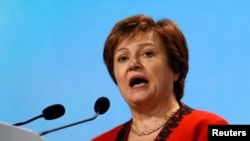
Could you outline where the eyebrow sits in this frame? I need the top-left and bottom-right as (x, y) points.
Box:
(115, 42), (154, 55)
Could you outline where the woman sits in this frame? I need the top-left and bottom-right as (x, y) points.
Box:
(92, 14), (228, 141)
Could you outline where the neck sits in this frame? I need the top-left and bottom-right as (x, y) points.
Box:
(130, 98), (180, 131)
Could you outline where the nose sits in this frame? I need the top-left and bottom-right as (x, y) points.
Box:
(129, 58), (142, 71)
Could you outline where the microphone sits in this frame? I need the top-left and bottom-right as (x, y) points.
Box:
(13, 104), (65, 126)
(39, 97), (110, 136)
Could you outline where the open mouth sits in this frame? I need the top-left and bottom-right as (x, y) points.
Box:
(129, 77), (148, 87)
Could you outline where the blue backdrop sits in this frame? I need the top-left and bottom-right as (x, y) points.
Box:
(1, 1), (250, 141)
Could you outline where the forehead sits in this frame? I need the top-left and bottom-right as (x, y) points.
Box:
(115, 31), (163, 50)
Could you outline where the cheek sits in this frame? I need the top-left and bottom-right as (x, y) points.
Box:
(113, 65), (125, 83)
(150, 63), (174, 83)
(114, 66), (128, 93)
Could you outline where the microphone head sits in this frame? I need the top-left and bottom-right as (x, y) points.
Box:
(94, 97), (110, 115)
(42, 104), (65, 120)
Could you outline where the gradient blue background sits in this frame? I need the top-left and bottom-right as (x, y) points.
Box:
(1, 1), (250, 141)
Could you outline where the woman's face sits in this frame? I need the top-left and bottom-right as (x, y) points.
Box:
(113, 31), (179, 107)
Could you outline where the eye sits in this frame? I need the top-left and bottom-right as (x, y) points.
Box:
(142, 50), (153, 57)
(118, 55), (128, 62)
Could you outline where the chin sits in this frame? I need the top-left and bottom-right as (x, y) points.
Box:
(129, 95), (151, 105)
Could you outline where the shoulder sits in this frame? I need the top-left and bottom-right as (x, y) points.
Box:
(167, 103), (228, 141)
(174, 103), (228, 132)
(179, 103), (228, 124)
(91, 122), (127, 141)
(189, 109), (228, 124)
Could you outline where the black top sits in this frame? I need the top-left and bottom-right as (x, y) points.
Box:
(115, 104), (193, 141)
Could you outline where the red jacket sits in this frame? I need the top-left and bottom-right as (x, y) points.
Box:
(92, 104), (228, 141)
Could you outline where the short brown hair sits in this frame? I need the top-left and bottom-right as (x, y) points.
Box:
(103, 14), (189, 102)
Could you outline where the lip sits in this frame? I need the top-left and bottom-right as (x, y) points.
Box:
(128, 74), (148, 88)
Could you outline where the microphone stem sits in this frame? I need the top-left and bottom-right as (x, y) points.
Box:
(13, 114), (43, 126)
(39, 112), (99, 136)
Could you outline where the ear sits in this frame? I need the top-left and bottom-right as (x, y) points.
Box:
(173, 72), (180, 82)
